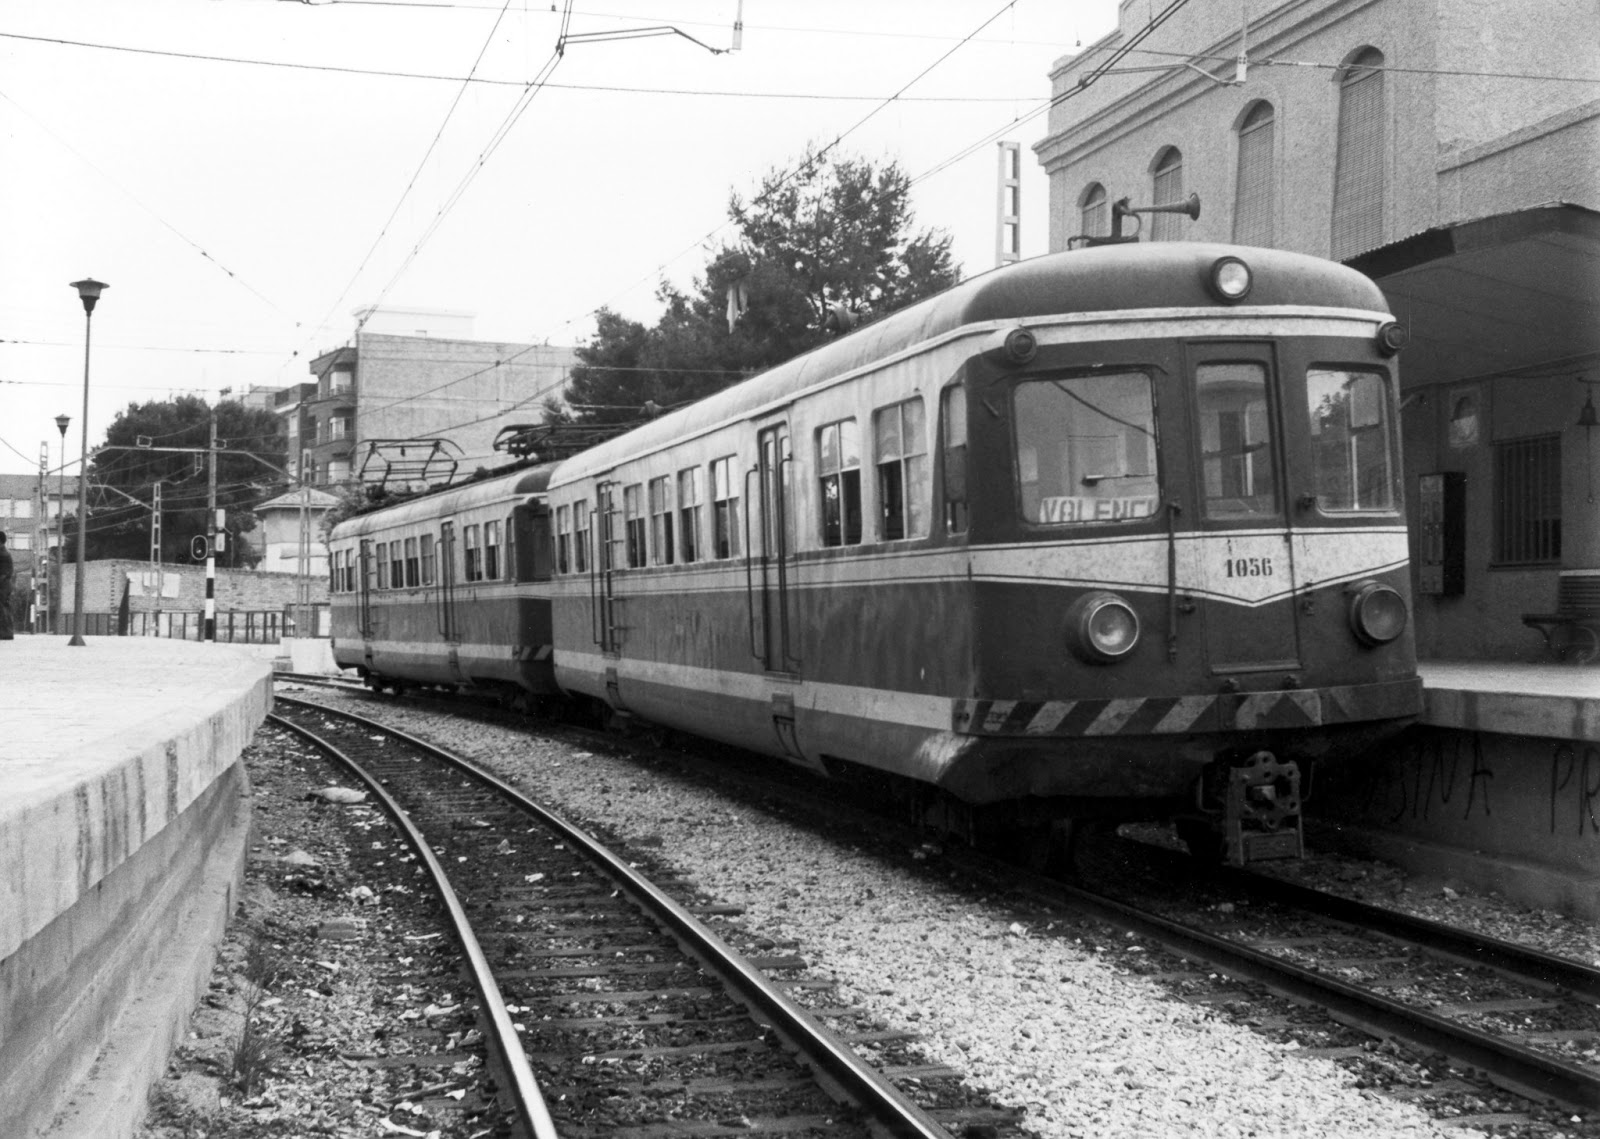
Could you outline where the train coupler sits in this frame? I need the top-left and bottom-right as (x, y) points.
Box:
(1183, 750), (1304, 866)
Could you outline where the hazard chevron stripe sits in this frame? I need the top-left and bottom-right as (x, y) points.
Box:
(952, 679), (1420, 737)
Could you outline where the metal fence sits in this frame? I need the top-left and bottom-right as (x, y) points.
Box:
(65, 604), (329, 643)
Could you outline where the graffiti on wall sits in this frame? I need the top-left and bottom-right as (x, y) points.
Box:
(1359, 730), (1494, 824)
(1551, 744), (1600, 837)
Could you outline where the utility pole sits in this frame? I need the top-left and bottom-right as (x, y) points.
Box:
(205, 409), (218, 642)
(35, 443), (49, 633)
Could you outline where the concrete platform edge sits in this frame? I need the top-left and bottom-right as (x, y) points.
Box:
(42, 765), (253, 1139)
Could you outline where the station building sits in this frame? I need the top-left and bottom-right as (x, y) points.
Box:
(1033, 0), (1600, 662)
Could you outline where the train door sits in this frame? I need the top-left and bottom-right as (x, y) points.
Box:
(436, 521), (460, 635)
(1187, 343), (1302, 672)
(593, 480), (621, 654)
(358, 539), (374, 669)
(748, 419), (808, 762)
(749, 421), (798, 673)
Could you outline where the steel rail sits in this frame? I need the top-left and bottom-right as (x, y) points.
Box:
(275, 695), (951, 1139)
(267, 710), (560, 1139)
(1027, 877), (1600, 1113)
(1219, 863), (1600, 1003)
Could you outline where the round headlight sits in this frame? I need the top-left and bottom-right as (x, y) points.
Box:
(1208, 256), (1253, 302)
(1067, 591), (1141, 663)
(1348, 581), (1408, 646)
(1004, 327), (1038, 364)
(1376, 320), (1409, 355)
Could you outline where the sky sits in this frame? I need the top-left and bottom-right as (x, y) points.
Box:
(0, 0), (1121, 480)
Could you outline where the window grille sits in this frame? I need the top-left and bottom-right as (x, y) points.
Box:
(1234, 102), (1275, 246)
(1494, 435), (1561, 564)
(1331, 49), (1385, 258)
(1151, 149), (1184, 241)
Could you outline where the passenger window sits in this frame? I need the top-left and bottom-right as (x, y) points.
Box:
(711, 457), (740, 558)
(388, 542), (404, 589)
(678, 468), (702, 563)
(874, 398), (928, 540)
(1197, 362), (1278, 517)
(404, 538), (419, 587)
(484, 519), (501, 580)
(420, 534), (436, 585)
(942, 385), (968, 534)
(623, 484), (646, 568)
(463, 524), (481, 582)
(817, 419), (862, 547)
(1306, 368), (1395, 511)
(648, 476), (674, 565)
(1013, 372), (1160, 524)
(556, 504), (571, 574)
(573, 499), (590, 573)
(375, 542), (389, 589)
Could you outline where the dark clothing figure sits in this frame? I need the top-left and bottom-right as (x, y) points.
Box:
(0, 532), (13, 640)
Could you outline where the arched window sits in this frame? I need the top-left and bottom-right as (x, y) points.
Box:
(1150, 148), (1184, 240)
(1331, 48), (1385, 258)
(1233, 102), (1275, 246)
(1079, 183), (1108, 237)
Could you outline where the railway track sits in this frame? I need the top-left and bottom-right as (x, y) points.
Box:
(276, 677), (1600, 1128)
(1057, 839), (1600, 1115)
(270, 696), (1003, 1139)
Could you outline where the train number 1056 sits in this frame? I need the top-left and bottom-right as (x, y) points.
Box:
(1224, 556), (1274, 578)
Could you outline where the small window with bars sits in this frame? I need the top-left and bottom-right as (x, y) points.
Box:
(1080, 183), (1108, 238)
(1494, 435), (1561, 565)
(1234, 102), (1275, 246)
(1331, 48), (1385, 258)
(1150, 148), (1184, 241)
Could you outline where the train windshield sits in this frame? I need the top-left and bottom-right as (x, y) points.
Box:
(1305, 368), (1396, 511)
(1197, 362), (1279, 518)
(1013, 371), (1160, 525)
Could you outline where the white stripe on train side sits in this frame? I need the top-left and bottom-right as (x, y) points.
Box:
(540, 526), (1409, 609)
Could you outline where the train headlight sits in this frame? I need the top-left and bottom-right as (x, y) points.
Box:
(1347, 581), (1408, 646)
(1207, 256), (1253, 303)
(1376, 320), (1409, 355)
(1067, 591), (1141, 663)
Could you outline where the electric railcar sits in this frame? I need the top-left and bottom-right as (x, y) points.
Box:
(329, 465), (561, 699)
(332, 242), (1422, 866)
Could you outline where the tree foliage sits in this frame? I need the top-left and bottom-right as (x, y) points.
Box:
(82, 395), (288, 566)
(561, 148), (959, 425)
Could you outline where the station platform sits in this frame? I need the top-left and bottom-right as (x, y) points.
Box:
(1317, 659), (1600, 918)
(0, 637), (271, 1139)
(1418, 659), (1599, 738)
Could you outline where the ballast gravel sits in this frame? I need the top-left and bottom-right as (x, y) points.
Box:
(318, 693), (1493, 1139)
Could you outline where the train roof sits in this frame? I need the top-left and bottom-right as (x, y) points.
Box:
(550, 243), (1388, 485)
(331, 463), (556, 539)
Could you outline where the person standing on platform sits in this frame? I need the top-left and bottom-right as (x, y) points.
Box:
(0, 531), (14, 640)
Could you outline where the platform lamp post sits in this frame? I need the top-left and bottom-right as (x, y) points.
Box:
(67, 278), (107, 647)
(54, 413), (69, 633)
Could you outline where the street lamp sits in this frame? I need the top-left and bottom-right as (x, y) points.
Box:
(54, 414), (69, 633)
(67, 278), (107, 647)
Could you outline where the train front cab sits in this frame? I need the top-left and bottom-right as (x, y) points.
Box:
(949, 291), (1421, 865)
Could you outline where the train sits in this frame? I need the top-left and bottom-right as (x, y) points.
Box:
(329, 242), (1421, 869)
